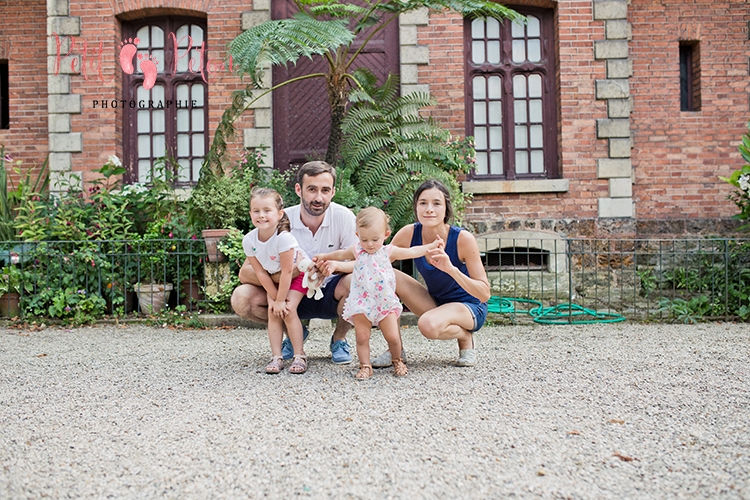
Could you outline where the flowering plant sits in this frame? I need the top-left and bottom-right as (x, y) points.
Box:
(719, 122), (750, 231)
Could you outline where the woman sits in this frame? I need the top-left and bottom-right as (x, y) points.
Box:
(374, 179), (491, 367)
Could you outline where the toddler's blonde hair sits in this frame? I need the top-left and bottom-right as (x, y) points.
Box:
(356, 206), (390, 234)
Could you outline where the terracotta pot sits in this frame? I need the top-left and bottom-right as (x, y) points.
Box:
(201, 229), (231, 263)
(135, 283), (173, 314)
(0, 292), (21, 318)
(179, 278), (202, 308)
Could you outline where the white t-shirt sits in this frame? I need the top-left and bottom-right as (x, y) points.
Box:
(285, 202), (358, 256)
(285, 202), (358, 284)
(242, 229), (304, 274)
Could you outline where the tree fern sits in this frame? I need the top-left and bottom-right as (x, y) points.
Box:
(341, 70), (474, 231)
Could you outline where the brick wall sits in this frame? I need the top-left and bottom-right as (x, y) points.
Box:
(0, 0), (48, 183)
(629, 0), (750, 220)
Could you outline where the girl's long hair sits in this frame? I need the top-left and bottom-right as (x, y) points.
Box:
(250, 187), (291, 234)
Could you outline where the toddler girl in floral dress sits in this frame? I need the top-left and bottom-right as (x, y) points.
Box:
(315, 207), (442, 379)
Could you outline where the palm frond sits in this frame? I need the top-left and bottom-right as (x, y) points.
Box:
(229, 18), (355, 86)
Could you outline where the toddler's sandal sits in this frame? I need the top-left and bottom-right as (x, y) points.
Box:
(265, 356), (284, 374)
(355, 364), (373, 379)
(289, 354), (308, 374)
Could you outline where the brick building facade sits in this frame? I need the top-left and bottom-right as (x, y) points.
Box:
(1, 0), (748, 239)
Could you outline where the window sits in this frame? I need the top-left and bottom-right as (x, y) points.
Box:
(679, 42), (700, 112)
(1, 60), (8, 129)
(465, 9), (557, 180)
(122, 18), (208, 186)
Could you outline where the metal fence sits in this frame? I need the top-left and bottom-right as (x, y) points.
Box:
(1, 237), (749, 322)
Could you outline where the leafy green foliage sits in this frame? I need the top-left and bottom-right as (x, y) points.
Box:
(0, 146), (49, 242)
(719, 121), (750, 230)
(340, 70), (474, 231)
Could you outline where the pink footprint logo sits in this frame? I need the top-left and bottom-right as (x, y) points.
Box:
(118, 38), (140, 74)
(118, 37), (158, 90)
(137, 53), (159, 90)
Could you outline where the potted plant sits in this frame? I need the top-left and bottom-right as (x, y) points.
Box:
(188, 149), (263, 262)
(0, 263), (31, 317)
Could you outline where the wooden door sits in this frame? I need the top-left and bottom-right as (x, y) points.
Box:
(271, 0), (400, 171)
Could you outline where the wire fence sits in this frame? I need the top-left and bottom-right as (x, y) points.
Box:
(1, 237), (749, 322)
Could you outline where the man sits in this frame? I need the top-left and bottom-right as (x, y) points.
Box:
(230, 161), (357, 364)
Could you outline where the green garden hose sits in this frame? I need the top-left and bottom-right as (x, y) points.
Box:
(487, 296), (626, 325)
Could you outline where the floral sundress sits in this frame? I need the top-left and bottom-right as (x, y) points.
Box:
(343, 243), (402, 326)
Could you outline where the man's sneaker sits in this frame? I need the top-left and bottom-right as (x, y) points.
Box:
(281, 325), (309, 360)
(371, 349), (407, 368)
(330, 337), (353, 364)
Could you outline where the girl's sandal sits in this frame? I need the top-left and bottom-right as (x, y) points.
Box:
(289, 354), (308, 374)
(392, 358), (408, 377)
(265, 356), (284, 374)
(355, 364), (373, 379)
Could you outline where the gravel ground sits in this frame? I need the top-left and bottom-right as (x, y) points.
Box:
(0, 321), (748, 499)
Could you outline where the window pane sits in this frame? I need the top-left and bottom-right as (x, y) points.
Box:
(490, 152), (503, 175)
(515, 125), (527, 149)
(191, 26), (204, 46)
(527, 40), (541, 62)
(529, 99), (543, 122)
(487, 41), (500, 65)
(472, 41), (485, 64)
(152, 85), (164, 103)
(152, 27), (164, 48)
(489, 126), (503, 149)
(152, 49), (165, 73)
(513, 76), (526, 98)
(192, 135), (205, 156)
(473, 76), (486, 100)
(176, 25), (189, 47)
(177, 109), (189, 132)
(191, 85), (204, 107)
(474, 126), (487, 150)
(488, 76), (502, 99)
(138, 135), (150, 158)
(512, 40), (525, 63)
(515, 151), (528, 174)
(152, 110), (165, 133)
(530, 150), (544, 173)
(471, 19), (484, 39)
(530, 125), (544, 148)
(178, 159), (190, 182)
(136, 27), (149, 46)
(137, 110), (150, 132)
(473, 102), (486, 125)
(527, 16), (540, 37)
(529, 74), (542, 97)
(192, 159), (202, 182)
(511, 19), (525, 38)
(192, 109), (204, 132)
(152, 134), (166, 157)
(514, 100), (527, 123)
(177, 134), (190, 156)
(488, 101), (502, 124)
(137, 86), (149, 102)
(176, 84), (189, 102)
(475, 152), (488, 175)
(486, 17), (500, 38)
(138, 160), (151, 183)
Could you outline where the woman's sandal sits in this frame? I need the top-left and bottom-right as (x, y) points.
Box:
(392, 357), (408, 377)
(355, 364), (373, 379)
(289, 354), (308, 374)
(265, 356), (284, 374)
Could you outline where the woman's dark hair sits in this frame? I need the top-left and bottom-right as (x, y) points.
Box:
(412, 179), (453, 224)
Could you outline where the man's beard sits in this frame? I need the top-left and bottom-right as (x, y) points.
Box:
(302, 198), (327, 217)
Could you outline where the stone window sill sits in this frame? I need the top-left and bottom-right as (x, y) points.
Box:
(462, 179), (569, 194)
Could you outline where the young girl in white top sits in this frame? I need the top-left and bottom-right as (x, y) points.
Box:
(316, 207), (442, 379)
(243, 187), (309, 374)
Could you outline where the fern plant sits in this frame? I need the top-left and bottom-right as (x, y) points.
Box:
(341, 70), (474, 231)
